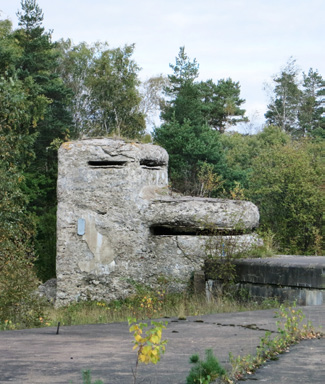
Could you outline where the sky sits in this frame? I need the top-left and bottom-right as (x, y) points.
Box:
(1, 0), (325, 132)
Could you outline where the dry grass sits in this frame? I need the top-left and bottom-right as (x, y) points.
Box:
(45, 291), (280, 327)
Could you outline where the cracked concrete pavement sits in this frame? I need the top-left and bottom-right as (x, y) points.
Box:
(0, 306), (324, 383)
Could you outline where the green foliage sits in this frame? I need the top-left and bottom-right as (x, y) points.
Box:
(85, 44), (145, 138)
(162, 47), (247, 133)
(81, 370), (103, 384)
(186, 349), (226, 384)
(247, 138), (324, 254)
(198, 162), (225, 197)
(0, 0), (74, 281)
(219, 125), (324, 255)
(0, 156), (46, 327)
(0, 64), (47, 327)
(17, 0), (44, 31)
(34, 208), (57, 281)
(155, 46), (247, 195)
(229, 304), (320, 381)
(167, 46), (199, 88)
(154, 118), (226, 194)
(0, 319), (17, 331)
(219, 126), (291, 190)
(299, 68), (325, 137)
(57, 40), (145, 139)
(199, 78), (248, 134)
(265, 58), (325, 137)
(0, 154), (44, 327)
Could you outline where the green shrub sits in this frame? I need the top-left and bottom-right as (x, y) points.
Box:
(81, 370), (103, 384)
(186, 349), (226, 384)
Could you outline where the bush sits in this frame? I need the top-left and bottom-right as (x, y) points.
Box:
(186, 349), (226, 384)
(248, 139), (324, 254)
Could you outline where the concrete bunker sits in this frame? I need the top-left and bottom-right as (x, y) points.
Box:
(56, 138), (260, 306)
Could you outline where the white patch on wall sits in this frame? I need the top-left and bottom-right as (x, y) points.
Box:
(77, 214), (115, 275)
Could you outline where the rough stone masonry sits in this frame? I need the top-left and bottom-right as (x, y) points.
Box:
(56, 138), (260, 306)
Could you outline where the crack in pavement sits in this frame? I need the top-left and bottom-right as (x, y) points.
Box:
(169, 318), (276, 333)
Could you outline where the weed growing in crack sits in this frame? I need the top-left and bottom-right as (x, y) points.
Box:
(69, 370), (103, 384)
(81, 370), (103, 384)
(227, 304), (322, 382)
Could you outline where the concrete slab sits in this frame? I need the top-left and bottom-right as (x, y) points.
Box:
(205, 256), (325, 306)
(234, 256), (325, 289)
(0, 306), (324, 384)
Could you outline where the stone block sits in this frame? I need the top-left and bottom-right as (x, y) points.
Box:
(56, 139), (260, 306)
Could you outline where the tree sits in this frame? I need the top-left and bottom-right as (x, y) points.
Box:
(247, 139), (324, 254)
(57, 40), (145, 139)
(85, 44), (145, 138)
(299, 69), (325, 138)
(139, 74), (169, 129)
(219, 126), (292, 197)
(16, 0), (43, 30)
(166, 46), (199, 93)
(161, 47), (247, 132)
(155, 47), (246, 194)
(55, 39), (99, 138)
(160, 46), (200, 125)
(154, 118), (225, 195)
(199, 78), (247, 133)
(0, 73), (45, 324)
(265, 58), (302, 133)
(265, 59), (325, 138)
(0, 0), (74, 281)
(13, 0), (73, 189)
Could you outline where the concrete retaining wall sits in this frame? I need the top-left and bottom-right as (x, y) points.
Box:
(205, 255), (325, 306)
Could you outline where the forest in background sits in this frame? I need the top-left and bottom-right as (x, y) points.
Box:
(0, 1), (324, 320)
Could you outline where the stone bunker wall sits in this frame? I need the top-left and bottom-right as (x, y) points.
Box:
(56, 139), (260, 306)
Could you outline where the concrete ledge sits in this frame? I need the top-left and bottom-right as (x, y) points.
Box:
(238, 283), (325, 306)
(205, 256), (325, 306)
(234, 256), (325, 289)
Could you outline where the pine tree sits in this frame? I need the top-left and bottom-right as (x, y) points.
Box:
(154, 47), (246, 194)
(299, 69), (325, 138)
(265, 59), (325, 138)
(265, 58), (302, 133)
(13, 0), (73, 280)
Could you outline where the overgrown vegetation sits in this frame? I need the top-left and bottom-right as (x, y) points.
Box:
(181, 304), (322, 384)
(0, 280), (282, 331)
(44, 291), (280, 330)
(247, 138), (324, 254)
(0, 0), (324, 329)
(202, 217), (276, 297)
(187, 349), (226, 384)
(79, 370), (103, 384)
(227, 304), (322, 382)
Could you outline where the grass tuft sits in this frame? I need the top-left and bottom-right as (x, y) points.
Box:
(44, 292), (281, 328)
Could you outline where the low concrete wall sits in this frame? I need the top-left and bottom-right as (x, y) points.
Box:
(205, 255), (325, 306)
(234, 256), (325, 289)
(236, 283), (325, 306)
